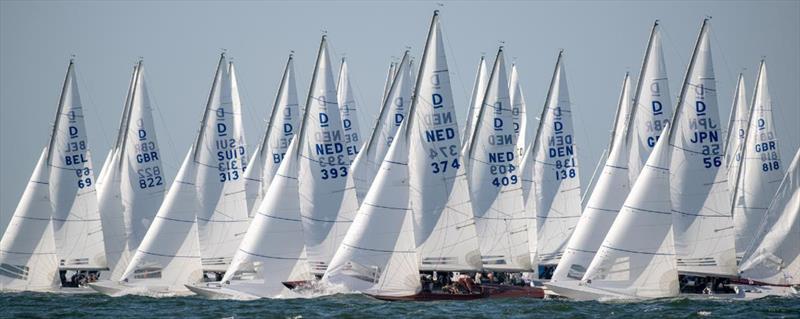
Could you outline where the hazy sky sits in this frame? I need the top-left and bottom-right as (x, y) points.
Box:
(1, 0), (798, 233)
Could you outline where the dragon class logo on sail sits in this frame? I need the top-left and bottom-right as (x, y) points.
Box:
(64, 110), (92, 189)
(423, 73), (460, 175)
(549, 106), (576, 180)
(215, 106), (246, 182)
(314, 95), (350, 180)
(688, 83), (722, 169)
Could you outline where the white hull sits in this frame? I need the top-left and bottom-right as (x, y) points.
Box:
(184, 282), (260, 300)
(88, 280), (193, 297)
(545, 281), (636, 301)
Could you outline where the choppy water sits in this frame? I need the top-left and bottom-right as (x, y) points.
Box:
(1, 292), (798, 318)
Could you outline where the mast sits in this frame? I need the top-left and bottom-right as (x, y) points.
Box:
(624, 20), (659, 147)
(667, 18), (709, 140)
(296, 35), (328, 153)
(259, 53), (295, 159)
(527, 50), (564, 162)
(193, 53), (226, 160)
(116, 59), (143, 167)
(466, 46), (503, 157)
(404, 10), (439, 139)
(46, 60), (76, 165)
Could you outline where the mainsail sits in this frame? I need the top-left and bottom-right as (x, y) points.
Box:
(580, 124), (679, 299)
(242, 55), (300, 215)
(626, 20), (673, 182)
(47, 61), (106, 270)
(739, 149), (799, 285)
(194, 56), (250, 272)
(521, 51), (582, 266)
(466, 47), (529, 271)
(668, 19), (737, 277)
(731, 61), (786, 259)
(297, 36), (359, 275)
(0, 148), (60, 291)
(552, 73), (633, 282)
(338, 57), (364, 153)
(461, 55), (490, 152)
(350, 51), (413, 203)
(408, 11), (482, 272)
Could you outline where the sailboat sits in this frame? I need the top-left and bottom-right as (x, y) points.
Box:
(466, 47), (530, 271)
(731, 60), (786, 261)
(737, 148), (799, 298)
(551, 73), (633, 283)
(461, 55), (489, 153)
(46, 61), (108, 287)
(241, 54), (301, 216)
(350, 51), (414, 203)
(668, 20), (738, 292)
(546, 124), (679, 300)
(0, 147), (60, 291)
(97, 60), (167, 281)
(297, 35), (360, 277)
(337, 57), (364, 153)
(382, 61), (398, 104)
(520, 50), (582, 279)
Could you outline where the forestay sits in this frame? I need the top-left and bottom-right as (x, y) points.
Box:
(739, 149), (799, 285)
(552, 73), (633, 282)
(297, 36), (359, 275)
(194, 57), (250, 272)
(242, 55), (301, 215)
(0, 148), (60, 291)
(581, 124), (679, 299)
(350, 52), (413, 203)
(521, 51), (582, 266)
(466, 47), (529, 271)
(407, 11), (482, 272)
(732, 61), (786, 259)
(668, 20), (737, 276)
(626, 21), (673, 183)
(47, 61), (106, 270)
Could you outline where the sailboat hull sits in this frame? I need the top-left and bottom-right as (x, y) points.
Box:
(184, 283), (260, 300)
(545, 281), (637, 301)
(88, 280), (193, 297)
(367, 284), (544, 301)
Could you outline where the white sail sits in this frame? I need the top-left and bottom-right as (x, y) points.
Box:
(119, 146), (204, 292)
(739, 149), (799, 285)
(626, 21), (673, 182)
(338, 57), (364, 153)
(580, 123), (678, 299)
(350, 51), (413, 203)
(98, 64), (138, 280)
(194, 56), (250, 272)
(461, 56), (489, 152)
(732, 61), (786, 259)
(669, 20), (736, 276)
(724, 74), (749, 194)
(324, 121), (419, 297)
(242, 55), (301, 215)
(407, 12), (482, 272)
(47, 61), (106, 270)
(110, 62), (167, 279)
(521, 51), (582, 266)
(298, 36), (359, 275)
(466, 47), (529, 271)
(552, 73), (633, 282)
(220, 136), (312, 296)
(510, 63), (531, 159)
(0, 148), (60, 291)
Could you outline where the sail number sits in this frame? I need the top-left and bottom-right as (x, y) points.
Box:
(75, 168), (92, 189)
(138, 166), (163, 189)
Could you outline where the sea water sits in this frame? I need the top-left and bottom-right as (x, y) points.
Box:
(1, 292), (798, 318)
